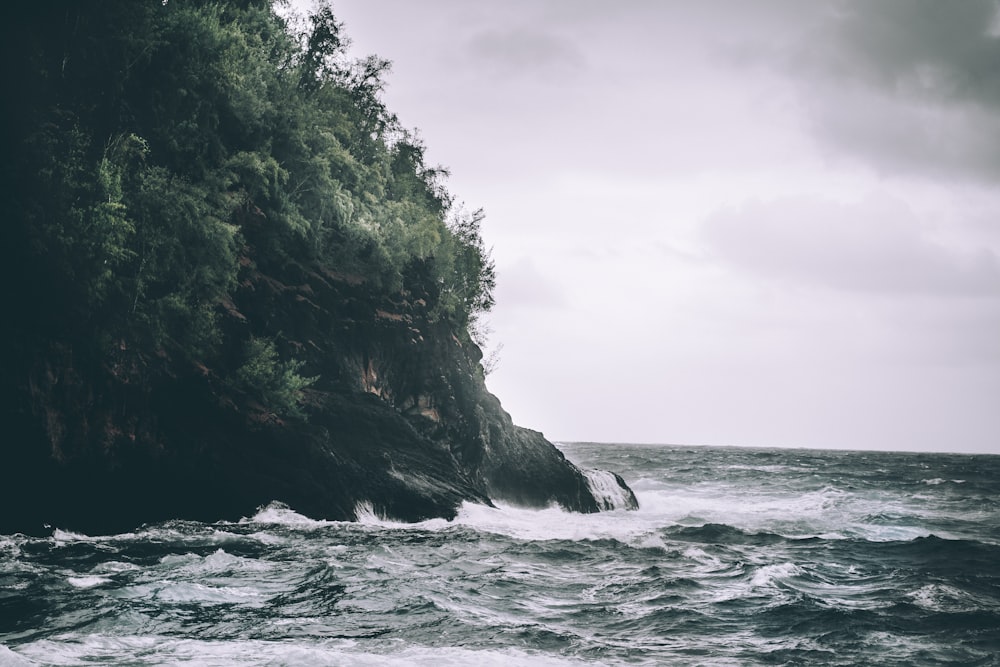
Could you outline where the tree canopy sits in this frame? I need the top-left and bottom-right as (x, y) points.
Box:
(1, 0), (495, 417)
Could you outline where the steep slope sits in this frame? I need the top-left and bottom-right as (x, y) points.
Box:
(0, 0), (636, 534)
(1, 251), (636, 535)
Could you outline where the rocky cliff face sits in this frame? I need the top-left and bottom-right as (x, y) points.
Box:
(1, 255), (637, 535)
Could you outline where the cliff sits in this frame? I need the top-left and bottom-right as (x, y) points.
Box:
(0, 249), (636, 535)
(0, 0), (637, 535)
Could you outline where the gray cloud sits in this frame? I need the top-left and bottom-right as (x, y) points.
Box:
(703, 195), (1000, 297)
(748, 0), (1000, 180)
(494, 257), (568, 310)
(465, 27), (586, 81)
(797, 1), (1000, 104)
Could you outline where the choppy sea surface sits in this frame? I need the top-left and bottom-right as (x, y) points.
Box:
(2, 443), (999, 666)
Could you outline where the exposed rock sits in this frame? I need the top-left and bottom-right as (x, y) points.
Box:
(0, 259), (637, 535)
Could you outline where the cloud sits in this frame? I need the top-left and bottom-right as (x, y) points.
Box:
(465, 27), (586, 81)
(801, 87), (1000, 181)
(494, 257), (568, 310)
(796, 1), (1000, 104)
(702, 194), (1000, 297)
(744, 0), (1000, 181)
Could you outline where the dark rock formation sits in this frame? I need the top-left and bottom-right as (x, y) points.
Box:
(0, 257), (637, 535)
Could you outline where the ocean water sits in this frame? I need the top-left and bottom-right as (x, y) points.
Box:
(2, 443), (999, 666)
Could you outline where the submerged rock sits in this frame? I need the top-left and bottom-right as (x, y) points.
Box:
(1, 262), (637, 535)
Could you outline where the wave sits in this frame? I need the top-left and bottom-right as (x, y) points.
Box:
(581, 469), (637, 511)
(353, 502), (457, 531)
(907, 583), (986, 613)
(749, 562), (803, 589)
(450, 501), (648, 544)
(5, 443), (1000, 667)
(38, 491), (997, 562)
(232, 496), (995, 558)
(0, 645), (34, 667)
(7, 635), (590, 667)
(66, 575), (112, 589)
(663, 523), (795, 546)
(866, 534), (1000, 565)
(52, 528), (103, 544)
(239, 501), (334, 528)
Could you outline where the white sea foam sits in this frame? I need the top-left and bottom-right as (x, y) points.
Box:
(353, 501), (454, 530)
(0, 535), (23, 555)
(749, 562), (802, 588)
(691, 561), (805, 607)
(629, 484), (848, 528)
(617, 481), (946, 543)
(853, 524), (931, 542)
(681, 546), (724, 569)
(240, 501), (332, 528)
(51, 528), (98, 544)
(51, 524), (247, 549)
(443, 483), (857, 546)
(5, 443), (997, 667)
(153, 549), (273, 579)
(581, 468), (634, 510)
(0, 644), (36, 666)
(116, 580), (267, 606)
(353, 500), (386, 524)
(908, 583), (977, 613)
(450, 500), (653, 546)
(66, 575), (111, 589)
(91, 561), (140, 575)
(860, 630), (970, 665)
(12, 635), (589, 667)
(229, 479), (945, 547)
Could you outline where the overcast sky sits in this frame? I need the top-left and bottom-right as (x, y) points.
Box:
(307, 0), (1000, 454)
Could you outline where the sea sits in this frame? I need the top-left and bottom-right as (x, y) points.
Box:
(1, 443), (999, 666)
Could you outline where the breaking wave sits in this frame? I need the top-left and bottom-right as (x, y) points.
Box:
(2, 443), (998, 666)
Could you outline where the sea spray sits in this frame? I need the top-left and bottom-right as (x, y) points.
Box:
(581, 468), (639, 510)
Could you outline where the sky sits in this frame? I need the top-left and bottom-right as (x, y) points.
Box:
(299, 0), (1000, 454)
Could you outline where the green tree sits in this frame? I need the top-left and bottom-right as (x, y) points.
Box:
(236, 336), (317, 418)
(4, 0), (497, 404)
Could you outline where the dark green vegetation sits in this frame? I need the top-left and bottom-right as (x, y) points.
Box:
(2, 0), (493, 403)
(0, 0), (635, 533)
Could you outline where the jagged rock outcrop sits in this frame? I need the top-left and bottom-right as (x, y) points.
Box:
(0, 257), (637, 535)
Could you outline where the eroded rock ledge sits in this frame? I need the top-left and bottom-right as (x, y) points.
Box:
(1, 259), (637, 535)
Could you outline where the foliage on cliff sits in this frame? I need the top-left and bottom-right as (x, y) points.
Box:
(0, 0), (495, 417)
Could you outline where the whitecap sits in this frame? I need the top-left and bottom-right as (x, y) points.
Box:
(618, 484), (856, 540)
(908, 583), (977, 613)
(51, 528), (97, 543)
(246, 530), (287, 546)
(849, 524), (931, 542)
(239, 501), (331, 528)
(353, 500), (383, 524)
(156, 548), (272, 577)
(91, 561), (140, 575)
(14, 635), (589, 667)
(0, 644), (37, 666)
(66, 575), (111, 589)
(353, 501), (453, 530)
(118, 580), (266, 605)
(581, 468), (635, 510)
(681, 546), (723, 569)
(749, 562), (802, 588)
(450, 500), (652, 546)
